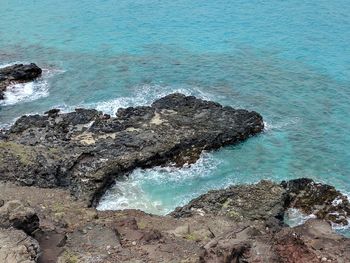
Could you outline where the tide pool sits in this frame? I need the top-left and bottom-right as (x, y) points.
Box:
(1, 0), (350, 221)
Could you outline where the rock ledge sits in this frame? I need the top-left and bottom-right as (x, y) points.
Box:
(0, 93), (264, 205)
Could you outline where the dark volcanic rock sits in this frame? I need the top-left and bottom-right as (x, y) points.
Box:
(171, 180), (286, 222)
(282, 178), (350, 225)
(0, 93), (264, 205)
(0, 63), (42, 99)
(172, 179), (350, 262)
(171, 178), (350, 226)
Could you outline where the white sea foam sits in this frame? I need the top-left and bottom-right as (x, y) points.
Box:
(285, 207), (350, 235)
(0, 63), (64, 106)
(97, 152), (220, 215)
(264, 117), (300, 132)
(284, 208), (317, 227)
(76, 84), (214, 115)
(0, 61), (27, 68)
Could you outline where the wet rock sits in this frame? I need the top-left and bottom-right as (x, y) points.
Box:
(44, 108), (61, 117)
(0, 63), (42, 99)
(0, 200), (40, 235)
(282, 178), (350, 225)
(0, 93), (264, 205)
(172, 178), (350, 227)
(0, 228), (40, 263)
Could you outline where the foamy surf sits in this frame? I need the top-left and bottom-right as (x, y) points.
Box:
(284, 208), (317, 227)
(91, 84), (214, 115)
(263, 117), (301, 132)
(97, 152), (221, 215)
(0, 63), (64, 106)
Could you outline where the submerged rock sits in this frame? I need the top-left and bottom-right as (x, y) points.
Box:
(0, 93), (264, 205)
(0, 63), (42, 99)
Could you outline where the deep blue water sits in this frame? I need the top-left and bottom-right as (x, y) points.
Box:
(1, 1), (350, 224)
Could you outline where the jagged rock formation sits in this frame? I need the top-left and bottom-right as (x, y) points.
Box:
(1, 94), (349, 262)
(0, 93), (263, 205)
(0, 199), (40, 263)
(0, 63), (42, 99)
(0, 200), (40, 235)
(0, 228), (40, 263)
(171, 178), (350, 226)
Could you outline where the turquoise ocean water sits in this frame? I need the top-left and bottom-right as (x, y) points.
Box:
(1, 1), (350, 227)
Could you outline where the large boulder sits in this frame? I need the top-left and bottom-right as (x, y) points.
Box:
(0, 200), (40, 235)
(0, 93), (264, 205)
(171, 180), (286, 222)
(0, 63), (42, 99)
(0, 228), (40, 263)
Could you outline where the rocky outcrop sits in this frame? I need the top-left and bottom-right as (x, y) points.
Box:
(0, 200), (40, 262)
(0, 93), (264, 205)
(1, 91), (349, 262)
(171, 180), (286, 222)
(0, 63), (42, 99)
(0, 228), (40, 263)
(0, 200), (40, 235)
(1, 179), (349, 263)
(171, 179), (350, 262)
(282, 178), (350, 225)
(171, 178), (350, 226)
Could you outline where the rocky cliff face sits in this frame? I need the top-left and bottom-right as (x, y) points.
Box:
(0, 93), (264, 205)
(0, 63), (42, 99)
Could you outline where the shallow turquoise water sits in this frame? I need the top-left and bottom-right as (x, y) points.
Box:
(1, 1), (350, 219)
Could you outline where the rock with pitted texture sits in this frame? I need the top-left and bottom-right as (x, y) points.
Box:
(0, 228), (40, 263)
(171, 178), (350, 227)
(0, 200), (40, 235)
(171, 180), (286, 223)
(282, 178), (350, 225)
(0, 93), (264, 205)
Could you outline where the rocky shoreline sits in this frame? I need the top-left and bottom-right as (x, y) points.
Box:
(0, 87), (349, 262)
(0, 63), (42, 100)
(0, 93), (263, 206)
(0, 178), (349, 262)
